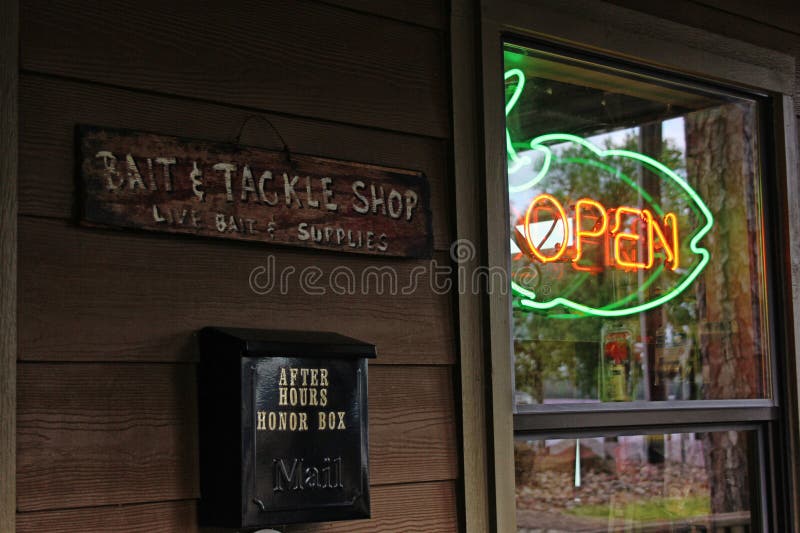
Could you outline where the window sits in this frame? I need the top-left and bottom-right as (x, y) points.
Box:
(446, 0), (796, 520)
(505, 43), (771, 407)
(450, 3), (800, 531)
(515, 429), (759, 530)
(481, 35), (794, 532)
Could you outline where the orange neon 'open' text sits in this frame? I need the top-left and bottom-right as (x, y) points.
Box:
(522, 194), (680, 272)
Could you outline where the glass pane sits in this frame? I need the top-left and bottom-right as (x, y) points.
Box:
(505, 42), (770, 405)
(515, 430), (756, 532)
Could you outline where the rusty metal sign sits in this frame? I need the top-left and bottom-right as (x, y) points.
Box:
(77, 126), (432, 258)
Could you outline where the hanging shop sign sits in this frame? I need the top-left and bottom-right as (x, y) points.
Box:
(77, 126), (432, 258)
(197, 327), (375, 528)
(504, 69), (714, 318)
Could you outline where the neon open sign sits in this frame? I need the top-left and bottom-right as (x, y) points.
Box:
(522, 194), (679, 272)
(505, 69), (714, 318)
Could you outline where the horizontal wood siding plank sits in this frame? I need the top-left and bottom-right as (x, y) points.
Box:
(19, 217), (455, 363)
(18, 481), (457, 532)
(16, 363), (200, 511)
(694, 0), (800, 37)
(17, 363), (457, 512)
(609, 0), (800, 48)
(320, 0), (447, 30)
(20, 0), (448, 138)
(284, 481), (458, 532)
(17, 501), (199, 533)
(369, 366), (458, 485)
(18, 74), (452, 250)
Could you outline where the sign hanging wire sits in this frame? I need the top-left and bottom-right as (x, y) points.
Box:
(234, 114), (294, 169)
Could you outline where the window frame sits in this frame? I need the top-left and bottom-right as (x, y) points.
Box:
(502, 36), (777, 412)
(451, 1), (800, 531)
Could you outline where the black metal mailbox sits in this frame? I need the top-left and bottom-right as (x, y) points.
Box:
(197, 327), (375, 529)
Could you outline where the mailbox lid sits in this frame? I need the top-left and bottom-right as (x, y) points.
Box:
(199, 327), (377, 359)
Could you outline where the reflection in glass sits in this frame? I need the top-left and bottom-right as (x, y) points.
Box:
(515, 430), (754, 532)
(505, 43), (770, 404)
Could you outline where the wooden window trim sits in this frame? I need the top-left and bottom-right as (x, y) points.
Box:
(0, 0), (17, 530)
(451, 1), (491, 530)
(514, 403), (777, 433)
(451, 1), (799, 531)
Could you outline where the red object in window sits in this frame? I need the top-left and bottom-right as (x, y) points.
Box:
(604, 340), (629, 364)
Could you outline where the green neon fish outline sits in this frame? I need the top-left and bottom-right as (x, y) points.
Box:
(505, 69), (714, 318)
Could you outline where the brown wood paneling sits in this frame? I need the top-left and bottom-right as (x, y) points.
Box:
(18, 501), (199, 533)
(369, 365), (458, 485)
(18, 217), (455, 364)
(19, 481), (457, 533)
(16, 363), (200, 512)
(17, 363), (456, 512)
(321, 0), (447, 30)
(694, 0), (800, 37)
(16, 0), (457, 530)
(18, 74), (451, 250)
(283, 482), (458, 533)
(285, 481), (458, 532)
(20, 0), (448, 138)
(610, 0), (800, 48)
(0, 0), (17, 531)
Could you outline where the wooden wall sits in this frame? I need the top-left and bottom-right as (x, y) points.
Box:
(16, 1), (458, 532)
(16, 1), (800, 532)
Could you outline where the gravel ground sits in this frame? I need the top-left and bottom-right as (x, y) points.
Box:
(516, 463), (710, 531)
